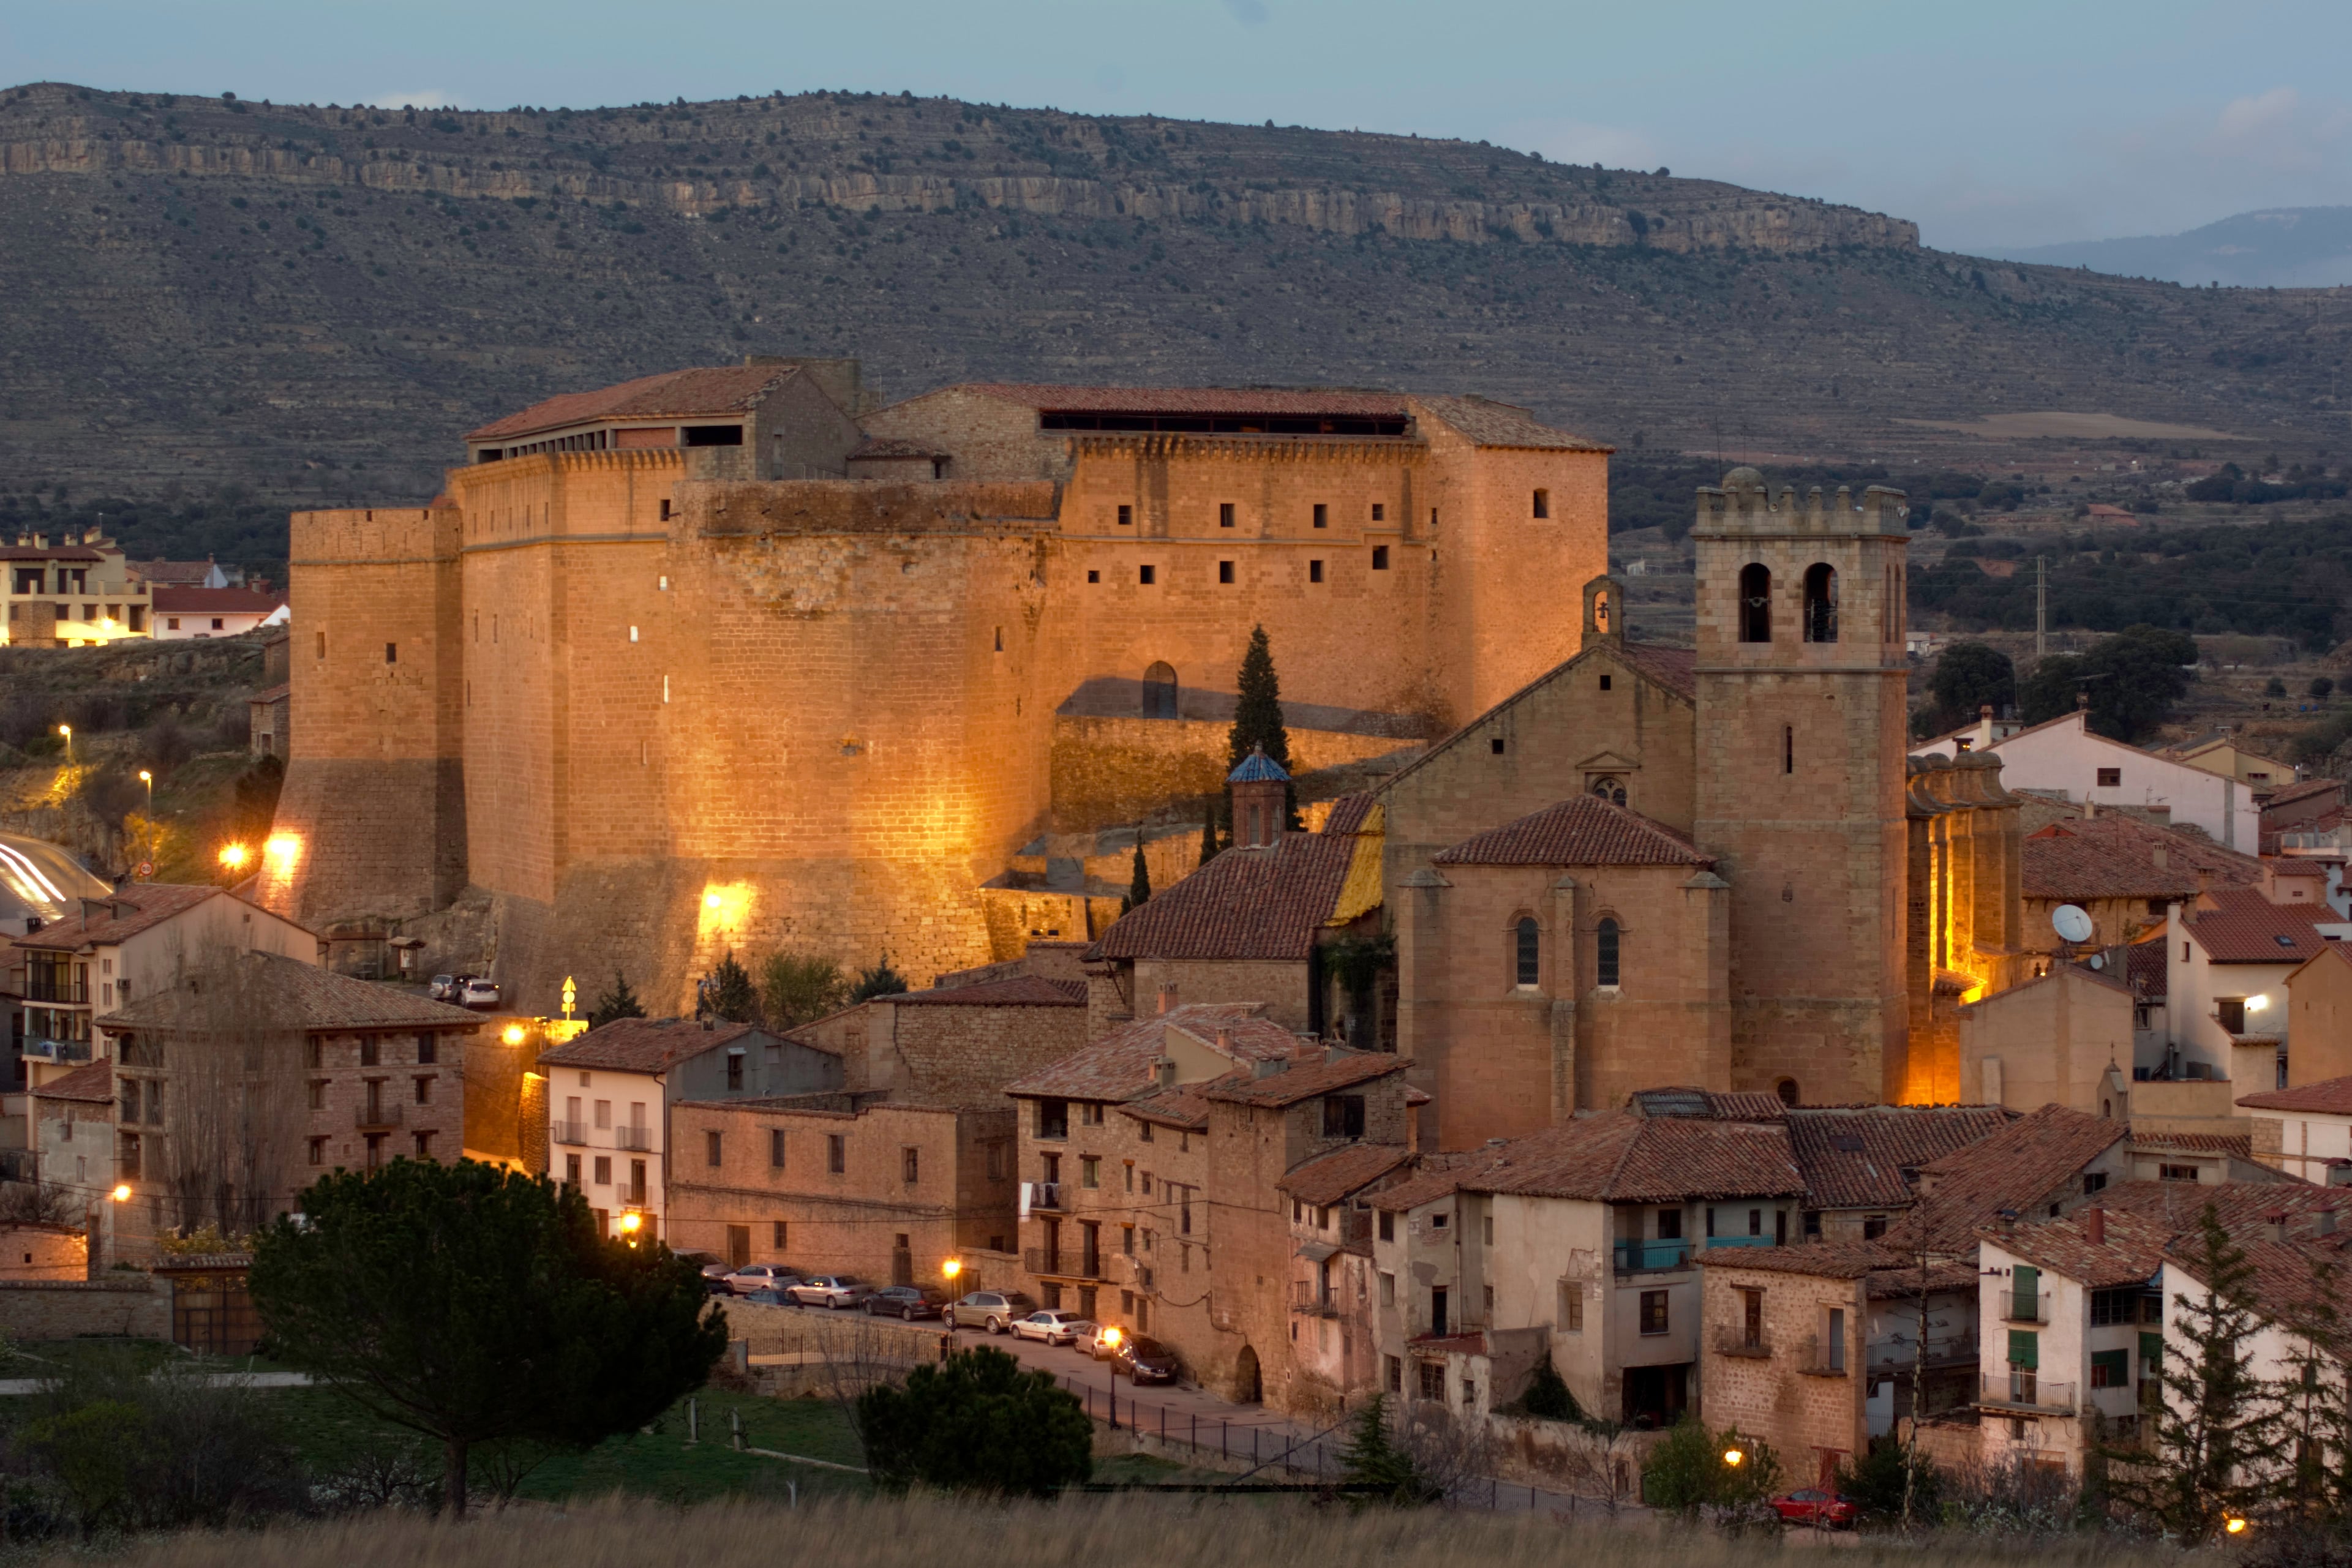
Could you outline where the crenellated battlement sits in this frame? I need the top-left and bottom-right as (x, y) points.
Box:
(1691, 465), (1908, 537)
(288, 506), (461, 565)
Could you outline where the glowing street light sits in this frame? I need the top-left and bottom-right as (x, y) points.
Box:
(1721, 1447), (1745, 1469)
(137, 768), (152, 800)
(942, 1257), (962, 1283)
(57, 724), (70, 762)
(502, 1023), (527, 1046)
(110, 1184), (132, 1203)
(218, 842), (249, 872)
(2225, 1517), (2250, 1536)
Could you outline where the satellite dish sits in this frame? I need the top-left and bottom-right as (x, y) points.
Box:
(2053, 904), (2095, 944)
(2087, 953), (2106, 970)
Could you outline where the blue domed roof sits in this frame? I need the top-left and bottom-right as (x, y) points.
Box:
(1227, 745), (1290, 784)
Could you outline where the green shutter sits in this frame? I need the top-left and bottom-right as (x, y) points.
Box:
(2139, 1332), (2163, 1368)
(2007, 1329), (2038, 1370)
(2091, 1349), (2128, 1387)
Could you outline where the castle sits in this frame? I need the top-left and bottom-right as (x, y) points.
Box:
(265, 360), (1610, 1010)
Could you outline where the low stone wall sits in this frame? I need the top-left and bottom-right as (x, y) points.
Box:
(1486, 1412), (1665, 1498)
(0, 1274), (170, 1341)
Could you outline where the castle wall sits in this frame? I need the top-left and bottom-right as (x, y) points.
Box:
(1049, 715), (1411, 834)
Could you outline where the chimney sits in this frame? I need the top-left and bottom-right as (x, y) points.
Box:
(2267, 1209), (2289, 1244)
(1215, 1027), (1231, 1054)
(1252, 1056), (1288, 1081)
(1996, 1208), (2018, 1232)
(1153, 1057), (1176, 1090)
(1157, 982), (1178, 1016)
(2320, 1207), (2339, 1237)
(1979, 703), (1994, 722)
(2084, 1207), (2105, 1246)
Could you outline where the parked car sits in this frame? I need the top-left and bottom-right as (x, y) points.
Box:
(743, 1288), (794, 1305)
(427, 973), (462, 1002)
(1109, 1334), (1180, 1386)
(1010, 1309), (1091, 1346)
(786, 1275), (871, 1309)
(674, 1250), (732, 1294)
(459, 977), (503, 1010)
(863, 1285), (948, 1321)
(947, 1290), (1034, 1334)
(723, 1262), (800, 1296)
(1771, 1490), (1859, 1529)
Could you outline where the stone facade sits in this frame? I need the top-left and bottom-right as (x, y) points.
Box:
(1699, 1257), (1870, 1487)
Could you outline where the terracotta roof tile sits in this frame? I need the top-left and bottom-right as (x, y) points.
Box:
(1464, 1114), (1806, 1204)
(2241, 1072), (2352, 1116)
(2130, 1130), (2252, 1157)
(2185, 885), (2337, 964)
(1369, 1152), (1498, 1213)
(1322, 795), (1377, 836)
(151, 587), (285, 615)
(954, 383), (1410, 420)
(1629, 1087), (1788, 1120)
(2021, 816), (2264, 901)
(1277, 1143), (1416, 1206)
(1985, 1207), (2171, 1289)
(887, 975), (1084, 1008)
(468, 364), (795, 441)
(1697, 1239), (1895, 1280)
(17, 885), (235, 950)
(1118, 1085), (1216, 1131)
(2097, 1177), (2328, 1234)
(1003, 1004), (1293, 1101)
(1200, 1051), (1411, 1108)
(2266, 778), (2344, 810)
(1410, 394), (1610, 452)
(133, 560), (217, 585)
(1612, 641), (1697, 699)
(1786, 1105), (2014, 1210)
(98, 951), (482, 1033)
(1094, 831), (1354, 961)
(30, 1059), (115, 1103)
(539, 1016), (766, 1074)
(1434, 795), (1711, 868)
(2127, 939), (2169, 999)
(1884, 1105), (2128, 1256)
(250, 683), (290, 703)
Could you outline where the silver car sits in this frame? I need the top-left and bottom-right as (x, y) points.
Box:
(460, 977), (503, 1010)
(1010, 1309), (1091, 1346)
(786, 1274), (870, 1309)
(723, 1262), (800, 1296)
(947, 1289), (1034, 1333)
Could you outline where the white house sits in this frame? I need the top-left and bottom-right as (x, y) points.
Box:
(151, 586), (288, 640)
(1912, 710), (2260, 851)
(2164, 888), (2350, 1086)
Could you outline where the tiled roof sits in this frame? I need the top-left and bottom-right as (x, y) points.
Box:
(1368, 1151), (1499, 1213)
(2241, 1073), (2352, 1116)
(2127, 938), (2168, 999)
(2184, 886), (2337, 964)
(151, 587), (285, 615)
(2266, 778), (2343, 810)
(2021, 816), (2263, 901)
(887, 975), (1084, 1008)
(2274, 857), (2331, 879)
(1629, 1087), (1788, 1121)
(1464, 1114), (1806, 1204)
(99, 951), (483, 1033)
(1786, 1106), (2013, 1210)
(1411, 394), (1610, 452)
(133, 560), (217, 585)
(30, 1060), (115, 1103)
(1117, 1084), (1217, 1131)
(2130, 1130), (2252, 1157)
(0, 547), (102, 563)
(468, 364), (792, 441)
(1323, 796), (1377, 836)
(1614, 642), (1697, 700)
(1885, 1105), (2128, 1256)
(1985, 1207), (2171, 1290)
(1002, 1003), (1293, 1101)
(1200, 1051), (1411, 1108)
(1093, 831), (1354, 961)
(956, 383), (1410, 419)
(1697, 1239), (1894, 1280)
(2097, 1178), (2337, 1237)
(1228, 746), (1291, 783)
(539, 1016), (761, 1075)
(250, 683), (290, 704)
(1433, 795), (1711, 868)
(16, 884), (230, 950)
(1278, 1143), (1415, 1206)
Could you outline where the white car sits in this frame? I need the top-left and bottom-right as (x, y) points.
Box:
(786, 1275), (870, 1309)
(1010, 1310), (1092, 1346)
(723, 1263), (799, 1296)
(459, 977), (503, 1010)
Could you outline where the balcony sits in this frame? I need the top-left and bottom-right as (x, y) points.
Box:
(1025, 1180), (1064, 1212)
(1998, 1291), (2051, 1325)
(24, 975), (86, 1005)
(1023, 1247), (1105, 1280)
(355, 1102), (404, 1130)
(1797, 1335), (1850, 1378)
(614, 1126), (652, 1152)
(1614, 1238), (1693, 1274)
(1713, 1325), (1773, 1359)
(1292, 1281), (1342, 1318)
(1978, 1373), (2076, 1414)
(617, 1183), (648, 1206)
(550, 1120), (588, 1146)
(21, 1037), (92, 1065)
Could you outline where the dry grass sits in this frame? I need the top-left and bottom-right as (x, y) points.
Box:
(64, 1494), (2218, 1568)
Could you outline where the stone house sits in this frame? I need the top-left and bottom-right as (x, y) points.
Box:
(663, 1092), (1015, 1284)
(785, 970), (1088, 1105)
(538, 1017), (841, 1242)
(1779, 1102), (2013, 1243)
(1274, 1140), (1416, 1409)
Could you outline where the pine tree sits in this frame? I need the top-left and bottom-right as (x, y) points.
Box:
(1227, 625), (1298, 828)
(2271, 1250), (2352, 1532)
(850, 953), (909, 1003)
(588, 969), (646, 1029)
(1122, 830), (1151, 913)
(1198, 797), (1222, 867)
(707, 950), (759, 1024)
(2107, 1206), (2281, 1538)
(1339, 1392), (1432, 1505)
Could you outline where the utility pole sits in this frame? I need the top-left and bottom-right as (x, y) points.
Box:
(2035, 556), (2048, 662)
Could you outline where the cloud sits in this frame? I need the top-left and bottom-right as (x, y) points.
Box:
(1222, 0), (1269, 24)
(2206, 85), (2352, 174)
(368, 90), (460, 110)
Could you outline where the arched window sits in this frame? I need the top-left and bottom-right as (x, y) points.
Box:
(1590, 776), (1627, 808)
(1802, 563), (1838, 643)
(1738, 564), (1772, 643)
(1775, 1078), (1800, 1108)
(1514, 917), (1540, 988)
(1596, 917), (1621, 988)
(1142, 662), (1178, 719)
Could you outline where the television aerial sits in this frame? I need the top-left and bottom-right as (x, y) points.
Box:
(2052, 905), (2095, 945)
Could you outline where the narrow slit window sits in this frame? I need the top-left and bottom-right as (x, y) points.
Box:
(1219, 503), (1235, 528)
(1533, 489), (1550, 519)
(1514, 917), (1539, 988)
(1596, 918), (1621, 987)
(1312, 503), (1328, 529)
(1783, 725), (1794, 775)
(385, 642), (397, 664)
(1802, 563), (1839, 643)
(1309, 560), (1324, 583)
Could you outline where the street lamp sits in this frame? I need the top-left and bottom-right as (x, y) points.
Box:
(111, 1184), (132, 1204)
(1721, 1446), (1745, 1469)
(57, 724), (70, 762)
(218, 843), (249, 874)
(2225, 1517), (2250, 1537)
(137, 768), (151, 801)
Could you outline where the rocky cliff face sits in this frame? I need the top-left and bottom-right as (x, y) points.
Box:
(0, 80), (2344, 512)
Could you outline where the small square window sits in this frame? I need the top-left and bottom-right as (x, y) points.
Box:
(1219, 560), (1234, 584)
(1371, 546), (1389, 571)
(1533, 489), (1550, 519)
(1312, 503), (1328, 528)
(1140, 565), (1155, 585)
(1086, 569), (1100, 583)
(1490, 738), (1505, 755)
(1117, 504), (1132, 527)
(2097, 768), (2122, 787)
(1599, 674), (1612, 691)
(1219, 503), (1235, 528)
(1370, 503), (1385, 522)
(1309, 560), (1324, 583)
(385, 642), (398, 664)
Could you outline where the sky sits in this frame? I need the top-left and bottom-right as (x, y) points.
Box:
(7, 0), (2352, 255)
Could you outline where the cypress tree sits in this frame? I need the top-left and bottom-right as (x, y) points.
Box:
(1123, 830), (1152, 913)
(1227, 625), (1298, 828)
(588, 969), (647, 1029)
(707, 951), (759, 1024)
(1198, 797), (1222, 867)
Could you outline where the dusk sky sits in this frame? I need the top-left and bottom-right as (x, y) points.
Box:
(6, 0), (2349, 255)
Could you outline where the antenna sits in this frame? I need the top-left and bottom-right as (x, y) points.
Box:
(2052, 905), (2095, 945)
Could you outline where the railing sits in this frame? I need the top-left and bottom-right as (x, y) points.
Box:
(1797, 1334), (1850, 1377)
(1614, 1239), (1693, 1274)
(1026, 1181), (1064, 1212)
(1292, 1281), (1341, 1318)
(355, 1102), (404, 1130)
(617, 1183), (648, 1206)
(1024, 1247), (1105, 1279)
(1713, 1324), (1773, 1359)
(21, 1037), (92, 1065)
(1999, 1291), (2052, 1325)
(23, 975), (86, 1004)
(614, 1126), (652, 1152)
(549, 1120), (588, 1146)
(1979, 1373), (2076, 1414)
(1704, 1234), (1777, 1250)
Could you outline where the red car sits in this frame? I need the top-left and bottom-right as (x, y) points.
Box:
(1771, 1489), (1859, 1528)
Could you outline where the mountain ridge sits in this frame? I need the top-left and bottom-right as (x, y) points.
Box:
(1992, 206), (2352, 290)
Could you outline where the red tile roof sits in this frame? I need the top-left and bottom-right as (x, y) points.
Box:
(2127, 938), (2168, 999)
(2266, 778), (2344, 810)
(1410, 394), (1610, 452)
(2096, 1177), (2331, 1235)
(956, 383), (1411, 419)
(468, 364), (794, 441)
(1367, 1152), (1500, 1213)
(1629, 1087), (1789, 1120)
(1002, 1003), (1294, 1101)
(539, 1016), (764, 1075)
(1885, 1105), (2128, 1256)
(2130, 1130), (2253, 1157)
(2184, 885), (2337, 964)
(30, 1060), (116, 1103)
(2021, 816), (2263, 902)
(250, 683), (290, 703)
(1985, 1207), (2171, 1289)
(0, 547), (102, 563)
(99, 951), (483, 1033)
(1614, 642), (1697, 700)
(1434, 795), (1711, 869)
(1785, 1105), (2014, 1210)
(133, 560), (218, 586)
(17, 885), (234, 950)
(1464, 1114), (1806, 1204)
(1697, 1239), (1893, 1280)
(2241, 1072), (2352, 1116)
(1200, 1050), (1412, 1108)
(1093, 831), (1354, 961)
(1278, 1143), (1416, 1206)
(1323, 795), (1377, 836)
(151, 587), (286, 615)
(887, 975), (1084, 1008)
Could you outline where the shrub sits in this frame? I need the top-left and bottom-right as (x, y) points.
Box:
(855, 1346), (1091, 1497)
(1339, 1393), (1437, 1504)
(759, 951), (847, 1029)
(2312, 677), (2335, 699)
(1836, 1438), (1941, 1524)
(1512, 1359), (1580, 1422)
(1640, 1417), (1782, 1518)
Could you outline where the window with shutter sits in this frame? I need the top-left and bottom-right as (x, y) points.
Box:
(2007, 1329), (2038, 1369)
(2090, 1349), (2128, 1388)
(2010, 1264), (2040, 1321)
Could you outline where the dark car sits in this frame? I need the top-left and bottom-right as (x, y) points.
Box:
(1770, 1490), (1859, 1528)
(863, 1285), (949, 1321)
(1108, 1333), (1180, 1385)
(674, 1250), (732, 1295)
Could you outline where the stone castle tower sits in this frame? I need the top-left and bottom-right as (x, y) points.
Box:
(1690, 467), (1914, 1103)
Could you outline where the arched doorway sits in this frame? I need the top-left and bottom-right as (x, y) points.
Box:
(1233, 1343), (1262, 1403)
(1142, 661), (1179, 719)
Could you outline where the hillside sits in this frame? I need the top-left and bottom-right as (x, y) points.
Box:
(1996, 206), (2352, 289)
(4, 80), (2352, 520)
